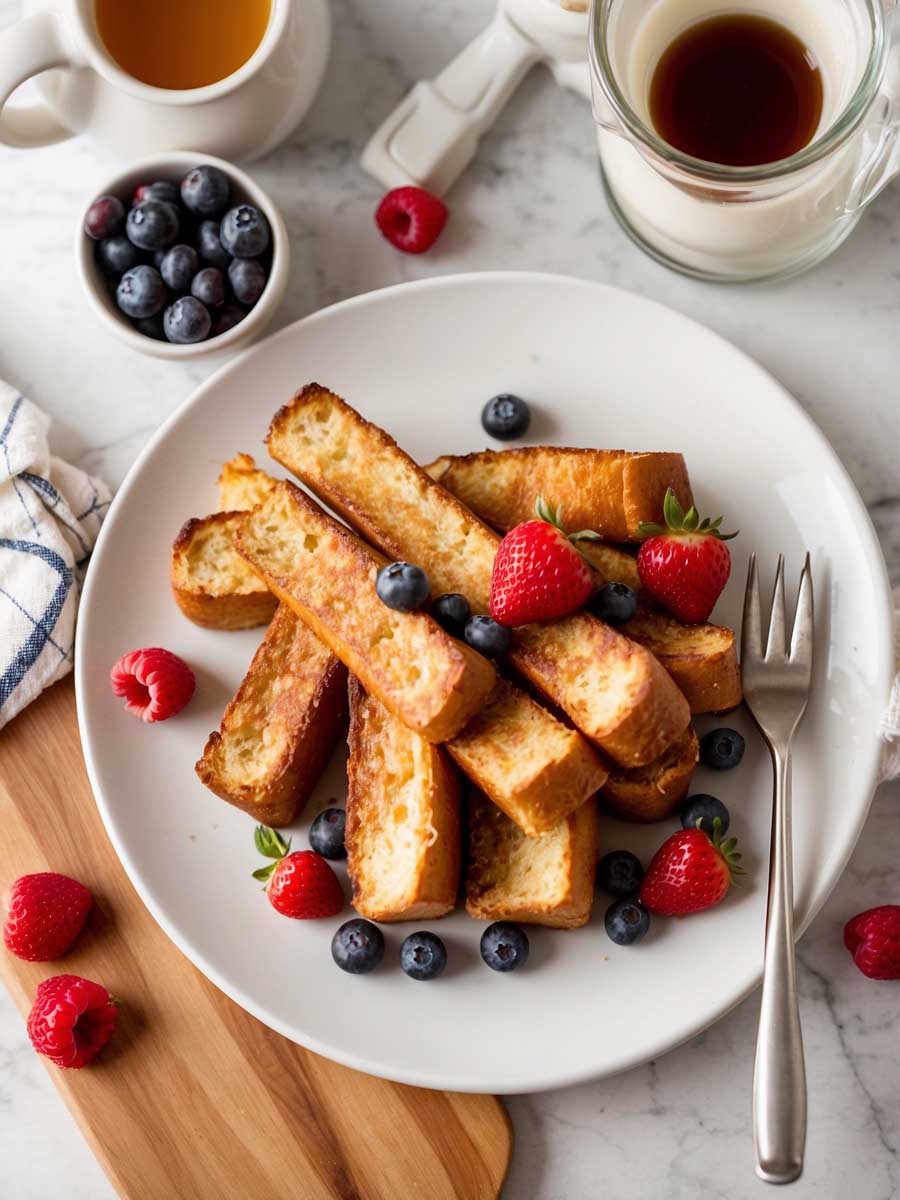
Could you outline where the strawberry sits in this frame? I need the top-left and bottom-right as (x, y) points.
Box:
(110, 647), (195, 722)
(490, 496), (599, 627)
(27, 974), (118, 1068)
(3, 872), (92, 962)
(637, 489), (737, 623)
(252, 826), (344, 919)
(844, 905), (900, 980)
(375, 187), (448, 254)
(640, 818), (743, 916)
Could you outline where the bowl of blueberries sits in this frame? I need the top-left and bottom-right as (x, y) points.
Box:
(78, 151), (289, 359)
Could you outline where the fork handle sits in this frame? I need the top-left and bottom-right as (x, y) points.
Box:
(753, 747), (807, 1183)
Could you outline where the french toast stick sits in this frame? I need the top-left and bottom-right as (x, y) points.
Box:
(445, 679), (606, 836)
(347, 678), (460, 921)
(234, 481), (497, 743)
(600, 725), (699, 823)
(465, 789), (598, 928)
(424, 447), (693, 542)
(218, 452), (280, 512)
(196, 604), (348, 825)
(171, 511), (277, 630)
(266, 385), (689, 767)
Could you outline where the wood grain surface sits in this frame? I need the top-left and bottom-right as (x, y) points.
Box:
(0, 680), (512, 1200)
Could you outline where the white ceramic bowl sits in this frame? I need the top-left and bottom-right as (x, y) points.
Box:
(76, 150), (289, 360)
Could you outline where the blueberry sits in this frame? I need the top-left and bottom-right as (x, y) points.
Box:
(126, 199), (179, 251)
(681, 793), (730, 836)
(480, 921), (529, 972)
(464, 615), (511, 657)
(228, 257), (267, 306)
(605, 899), (650, 946)
(210, 303), (246, 338)
(332, 918), (385, 975)
(597, 850), (644, 898)
(376, 561), (430, 612)
(700, 727), (745, 770)
(180, 165), (231, 217)
(159, 244), (199, 292)
(481, 393), (531, 440)
(191, 267), (225, 309)
(592, 582), (638, 626)
(432, 593), (471, 637)
(309, 808), (347, 860)
(133, 312), (166, 341)
(96, 234), (144, 278)
(133, 180), (179, 206)
(220, 204), (270, 258)
(400, 931), (447, 981)
(84, 195), (125, 241)
(115, 265), (166, 319)
(163, 296), (211, 344)
(198, 219), (232, 269)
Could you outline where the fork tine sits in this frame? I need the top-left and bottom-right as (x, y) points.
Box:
(789, 553), (814, 675)
(765, 554), (787, 659)
(742, 553), (762, 662)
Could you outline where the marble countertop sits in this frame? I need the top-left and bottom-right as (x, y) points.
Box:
(2, 1), (899, 1197)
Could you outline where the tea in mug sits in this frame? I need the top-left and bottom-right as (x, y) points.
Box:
(95, 0), (272, 90)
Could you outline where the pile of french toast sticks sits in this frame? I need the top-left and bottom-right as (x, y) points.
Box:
(171, 385), (742, 930)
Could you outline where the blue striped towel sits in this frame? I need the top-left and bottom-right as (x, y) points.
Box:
(0, 382), (111, 730)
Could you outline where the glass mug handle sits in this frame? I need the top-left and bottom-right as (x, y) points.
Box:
(361, 8), (540, 196)
(845, 7), (900, 211)
(0, 11), (77, 149)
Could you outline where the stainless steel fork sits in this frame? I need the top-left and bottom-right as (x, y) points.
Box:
(741, 553), (814, 1185)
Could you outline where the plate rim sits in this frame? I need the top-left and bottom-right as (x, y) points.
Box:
(75, 270), (895, 1093)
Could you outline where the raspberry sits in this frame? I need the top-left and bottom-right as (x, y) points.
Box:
(110, 647), (195, 722)
(3, 873), (92, 962)
(375, 187), (448, 254)
(27, 974), (118, 1068)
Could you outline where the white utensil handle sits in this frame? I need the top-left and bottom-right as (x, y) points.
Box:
(361, 10), (540, 195)
(0, 11), (76, 148)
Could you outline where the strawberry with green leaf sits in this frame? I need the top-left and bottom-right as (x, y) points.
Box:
(252, 826), (344, 919)
(490, 495), (600, 627)
(637, 488), (738, 623)
(640, 817), (743, 916)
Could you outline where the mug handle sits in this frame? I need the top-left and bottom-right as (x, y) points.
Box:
(0, 11), (77, 149)
(845, 14), (900, 211)
(361, 9), (540, 195)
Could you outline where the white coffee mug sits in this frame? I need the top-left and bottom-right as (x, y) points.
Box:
(0, 0), (330, 161)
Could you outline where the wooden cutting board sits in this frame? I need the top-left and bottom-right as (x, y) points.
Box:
(0, 680), (512, 1200)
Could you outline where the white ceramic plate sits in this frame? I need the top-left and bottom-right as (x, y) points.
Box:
(76, 273), (894, 1094)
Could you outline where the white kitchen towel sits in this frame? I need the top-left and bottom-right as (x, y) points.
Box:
(0, 383), (111, 731)
(880, 586), (900, 783)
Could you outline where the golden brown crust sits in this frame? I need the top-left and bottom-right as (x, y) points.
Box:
(465, 791), (598, 928)
(195, 604), (348, 826)
(346, 678), (460, 921)
(423, 447), (693, 542)
(621, 610), (742, 714)
(600, 726), (699, 822)
(445, 679), (607, 835)
(511, 613), (690, 767)
(217, 453), (280, 512)
(266, 386), (689, 766)
(234, 481), (497, 743)
(171, 513), (278, 631)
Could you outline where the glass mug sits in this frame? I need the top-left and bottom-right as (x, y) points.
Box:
(589, 0), (900, 280)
